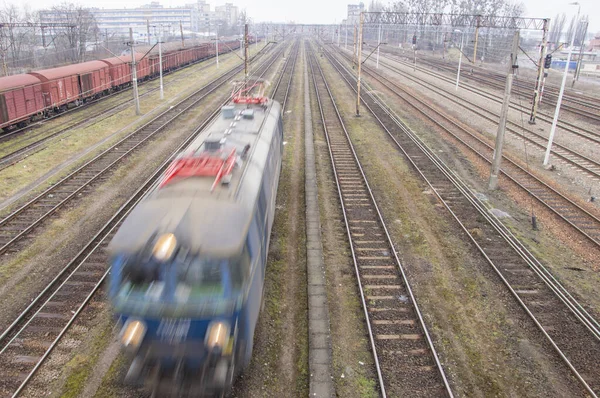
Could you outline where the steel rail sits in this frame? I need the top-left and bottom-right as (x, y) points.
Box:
(384, 48), (600, 123)
(322, 43), (600, 397)
(0, 44), (277, 256)
(338, 45), (600, 340)
(368, 45), (600, 146)
(0, 42), (292, 398)
(383, 45), (600, 116)
(271, 41), (300, 110)
(308, 41), (453, 398)
(0, 46), (241, 146)
(329, 42), (600, 341)
(334, 45), (600, 247)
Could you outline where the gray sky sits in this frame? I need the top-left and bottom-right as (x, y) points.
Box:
(3, 0), (599, 33)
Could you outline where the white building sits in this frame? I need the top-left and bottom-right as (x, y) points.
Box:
(347, 3), (364, 25)
(215, 3), (239, 26)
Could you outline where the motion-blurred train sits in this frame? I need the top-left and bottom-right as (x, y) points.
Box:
(107, 83), (283, 395)
(0, 39), (243, 131)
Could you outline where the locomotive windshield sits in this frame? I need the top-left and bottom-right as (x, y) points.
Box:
(111, 247), (251, 316)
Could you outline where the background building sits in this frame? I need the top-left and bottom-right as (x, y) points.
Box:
(346, 3), (364, 25)
(40, 1), (242, 40)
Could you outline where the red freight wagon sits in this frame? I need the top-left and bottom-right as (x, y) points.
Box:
(101, 56), (130, 87)
(29, 61), (111, 108)
(134, 53), (151, 81)
(0, 74), (45, 129)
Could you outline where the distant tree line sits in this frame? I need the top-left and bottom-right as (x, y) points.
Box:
(361, 0), (530, 65)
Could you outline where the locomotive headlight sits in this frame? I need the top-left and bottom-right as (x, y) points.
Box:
(153, 233), (177, 261)
(120, 319), (146, 350)
(205, 321), (230, 350)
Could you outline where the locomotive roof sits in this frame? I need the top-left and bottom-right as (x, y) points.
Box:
(28, 60), (109, 80)
(108, 99), (281, 258)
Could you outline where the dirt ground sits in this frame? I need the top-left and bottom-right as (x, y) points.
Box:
(349, 46), (600, 318)
(16, 41), (310, 398)
(315, 41), (588, 397)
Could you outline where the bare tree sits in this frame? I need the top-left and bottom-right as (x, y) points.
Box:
(43, 3), (98, 63)
(549, 13), (566, 49)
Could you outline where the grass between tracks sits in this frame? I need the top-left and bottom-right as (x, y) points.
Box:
(0, 45), (262, 208)
(315, 44), (574, 396)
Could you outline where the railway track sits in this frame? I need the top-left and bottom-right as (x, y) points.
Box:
(370, 45), (600, 145)
(0, 45), (240, 145)
(321, 41), (600, 397)
(0, 41), (293, 398)
(308, 41), (453, 398)
(333, 44), (600, 248)
(384, 47), (600, 123)
(271, 41), (299, 110)
(0, 44), (278, 256)
(0, 49), (243, 171)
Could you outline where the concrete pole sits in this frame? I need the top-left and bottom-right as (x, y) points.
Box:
(544, 4), (580, 166)
(244, 24), (249, 83)
(147, 19), (151, 45)
(455, 31), (464, 91)
(180, 20), (184, 48)
(159, 27), (164, 100)
(376, 23), (381, 68)
(443, 32), (446, 60)
(489, 31), (520, 190)
(356, 12), (364, 116)
(572, 20), (588, 87)
(216, 24), (219, 68)
(353, 24), (357, 68)
(528, 18), (549, 124)
(473, 21), (480, 65)
(130, 28), (141, 115)
(345, 22), (348, 49)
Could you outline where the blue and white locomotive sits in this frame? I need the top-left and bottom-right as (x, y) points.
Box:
(107, 88), (283, 395)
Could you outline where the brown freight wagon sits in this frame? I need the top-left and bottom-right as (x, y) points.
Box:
(0, 74), (45, 130)
(28, 61), (111, 109)
(101, 56), (131, 87)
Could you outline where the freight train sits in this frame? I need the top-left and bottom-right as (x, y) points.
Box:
(107, 84), (283, 395)
(0, 40), (242, 131)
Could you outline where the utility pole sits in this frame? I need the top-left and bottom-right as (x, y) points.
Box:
(338, 24), (341, 46)
(180, 21), (184, 48)
(147, 19), (151, 45)
(356, 12), (364, 116)
(442, 32), (447, 60)
(572, 19), (588, 87)
(129, 28), (141, 116)
(216, 24), (219, 68)
(244, 23), (249, 87)
(376, 23), (381, 68)
(528, 18), (549, 124)
(159, 26), (164, 100)
(455, 29), (464, 90)
(544, 3), (580, 166)
(352, 24), (357, 68)
(345, 21), (348, 49)
(489, 30), (520, 190)
(473, 17), (481, 65)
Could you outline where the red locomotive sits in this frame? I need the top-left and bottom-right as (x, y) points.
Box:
(0, 40), (241, 131)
